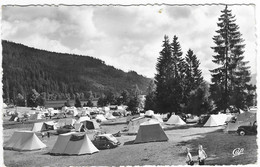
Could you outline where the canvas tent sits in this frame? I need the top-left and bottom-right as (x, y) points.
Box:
(166, 115), (186, 125)
(134, 120), (168, 144)
(105, 112), (116, 120)
(145, 110), (154, 116)
(204, 114), (228, 127)
(224, 112), (256, 132)
(127, 117), (162, 134)
(96, 114), (107, 122)
(74, 120), (99, 131)
(57, 118), (76, 128)
(50, 132), (99, 155)
(32, 121), (57, 132)
(67, 107), (78, 116)
(4, 131), (46, 151)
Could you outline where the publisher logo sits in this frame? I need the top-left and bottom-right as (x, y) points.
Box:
(232, 148), (244, 157)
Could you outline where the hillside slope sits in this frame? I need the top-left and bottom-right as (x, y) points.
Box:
(2, 40), (151, 100)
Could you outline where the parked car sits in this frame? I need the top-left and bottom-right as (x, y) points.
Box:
(237, 121), (257, 136)
(92, 134), (121, 149)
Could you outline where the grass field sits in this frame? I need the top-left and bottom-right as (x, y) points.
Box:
(2, 111), (258, 166)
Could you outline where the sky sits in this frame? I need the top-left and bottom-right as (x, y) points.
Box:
(2, 4), (257, 82)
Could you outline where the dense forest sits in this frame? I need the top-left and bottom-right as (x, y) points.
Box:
(2, 40), (151, 103)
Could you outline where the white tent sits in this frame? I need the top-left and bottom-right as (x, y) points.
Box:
(145, 110), (154, 116)
(4, 131), (46, 151)
(127, 117), (162, 134)
(57, 118), (76, 128)
(105, 112), (116, 120)
(96, 114), (107, 122)
(204, 114), (228, 127)
(67, 107), (78, 116)
(32, 121), (57, 132)
(134, 120), (168, 144)
(50, 132), (99, 155)
(166, 115), (186, 125)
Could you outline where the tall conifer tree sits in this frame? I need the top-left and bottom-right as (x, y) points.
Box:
(210, 5), (252, 111)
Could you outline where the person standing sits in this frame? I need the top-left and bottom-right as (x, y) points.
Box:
(186, 148), (194, 165)
(198, 145), (207, 165)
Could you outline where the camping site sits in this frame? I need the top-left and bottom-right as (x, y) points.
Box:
(1, 3), (258, 167)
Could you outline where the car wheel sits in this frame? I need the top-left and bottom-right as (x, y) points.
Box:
(105, 143), (112, 149)
(239, 130), (246, 136)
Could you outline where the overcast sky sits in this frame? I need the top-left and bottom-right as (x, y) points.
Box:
(2, 5), (256, 82)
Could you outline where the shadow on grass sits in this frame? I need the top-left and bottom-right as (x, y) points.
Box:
(124, 140), (135, 145)
(176, 128), (257, 165)
(163, 124), (203, 131)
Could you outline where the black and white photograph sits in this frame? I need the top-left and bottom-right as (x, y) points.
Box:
(1, 0), (259, 166)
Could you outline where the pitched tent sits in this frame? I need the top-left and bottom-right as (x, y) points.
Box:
(4, 131), (46, 151)
(134, 120), (168, 144)
(78, 116), (90, 122)
(83, 120), (99, 130)
(32, 121), (57, 132)
(105, 112), (116, 120)
(145, 110), (154, 116)
(74, 120), (99, 131)
(50, 132), (99, 155)
(127, 117), (162, 134)
(57, 118), (76, 128)
(96, 114), (107, 122)
(224, 112), (256, 132)
(67, 107), (78, 116)
(166, 115), (186, 125)
(204, 114), (228, 127)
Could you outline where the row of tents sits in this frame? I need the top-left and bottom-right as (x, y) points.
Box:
(4, 131), (99, 155)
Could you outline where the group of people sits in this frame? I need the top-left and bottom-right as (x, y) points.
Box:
(186, 145), (207, 165)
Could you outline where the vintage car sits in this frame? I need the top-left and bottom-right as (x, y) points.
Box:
(92, 134), (120, 149)
(237, 121), (257, 136)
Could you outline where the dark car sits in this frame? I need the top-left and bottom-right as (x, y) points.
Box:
(92, 134), (120, 149)
(237, 121), (257, 136)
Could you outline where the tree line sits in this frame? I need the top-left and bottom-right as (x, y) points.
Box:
(145, 6), (256, 116)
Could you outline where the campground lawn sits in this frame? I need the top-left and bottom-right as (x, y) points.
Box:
(3, 115), (257, 166)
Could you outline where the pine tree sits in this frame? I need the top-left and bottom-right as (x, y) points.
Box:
(210, 5), (252, 111)
(155, 35), (183, 114)
(183, 49), (203, 108)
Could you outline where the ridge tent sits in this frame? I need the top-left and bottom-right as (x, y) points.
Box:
(105, 112), (116, 120)
(50, 132), (99, 155)
(127, 117), (162, 134)
(32, 121), (57, 132)
(152, 114), (163, 123)
(166, 115), (186, 125)
(224, 112), (256, 132)
(4, 131), (46, 151)
(145, 110), (154, 116)
(77, 116), (91, 122)
(83, 120), (99, 130)
(57, 118), (76, 128)
(204, 114), (228, 127)
(74, 120), (99, 131)
(67, 107), (78, 116)
(96, 114), (107, 122)
(134, 120), (168, 144)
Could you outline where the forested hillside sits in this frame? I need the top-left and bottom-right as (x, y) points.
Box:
(2, 40), (151, 101)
